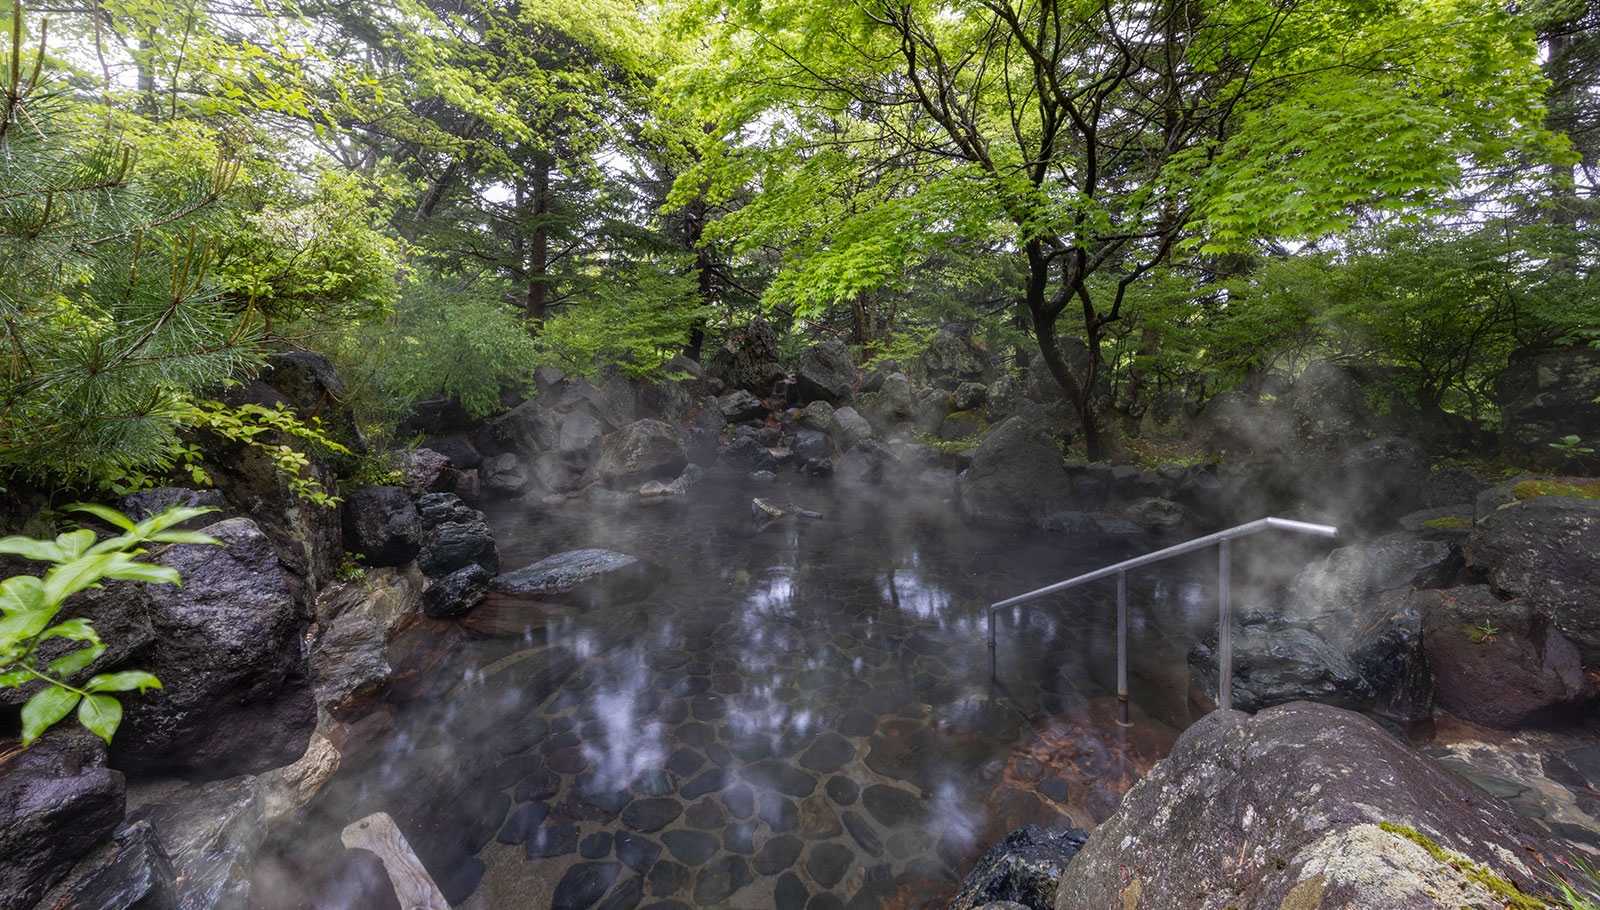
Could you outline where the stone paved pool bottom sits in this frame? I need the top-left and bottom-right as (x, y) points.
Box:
(262, 475), (1215, 910)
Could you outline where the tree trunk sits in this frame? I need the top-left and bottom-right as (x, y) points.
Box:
(525, 154), (551, 324)
(1023, 242), (1107, 459)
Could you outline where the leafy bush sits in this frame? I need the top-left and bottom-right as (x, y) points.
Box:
(533, 263), (709, 381)
(1, 504), (219, 745)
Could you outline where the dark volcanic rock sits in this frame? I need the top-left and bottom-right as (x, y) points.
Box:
(110, 518), (315, 778)
(796, 339), (857, 404)
(948, 824), (1086, 910)
(740, 760), (817, 797)
(46, 820), (179, 910)
(1464, 495), (1600, 663)
(1189, 612), (1374, 713)
(1497, 345), (1600, 470)
(552, 861), (622, 910)
(706, 318), (788, 396)
(0, 732), (125, 910)
(597, 419), (689, 487)
(127, 775), (265, 910)
(957, 417), (1076, 527)
(919, 323), (992, 389)
(492, 548), (653, 607)
(421, 563), (491, 618)
(341, 486), (422, 567)
(1055, 702), (1565, 910)
(416, 493), (498, 578)
(693, 856), (752, 905)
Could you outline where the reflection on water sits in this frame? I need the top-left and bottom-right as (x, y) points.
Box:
(259, 475), (1204, 910)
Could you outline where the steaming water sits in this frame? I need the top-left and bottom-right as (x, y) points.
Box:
(259, 475), (1226, 910)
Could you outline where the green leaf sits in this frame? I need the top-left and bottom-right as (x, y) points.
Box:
(144, 530), (222, 546)
(65, 503), (137, 531)
(76, 693), (122, 743)
(21, 686), (80, 745)
(97, 561), (182, 585)
(53, 530), (98, 560)
(0, 537), (64, 562)
(48, 642), (105, 677)
(42, 553), (120, 604)
(0, 576), (46, 615)
(0, 609), (55, 647)
(0, 667), (32, 686)
(41, 617), (101, 642)
(132, 506), (219, 538)
(85, 670), (161, 693)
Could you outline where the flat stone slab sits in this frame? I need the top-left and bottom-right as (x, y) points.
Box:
(492, 549), (654, 607)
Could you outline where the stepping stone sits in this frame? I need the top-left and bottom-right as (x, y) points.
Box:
(841, 811), (882, 857)
(492, 548), (653, 607)
(528, 824), (580, 858)
(691, 693), (727, 720)
(741, 760), (817, 797)
(516, 768), (561, 802)
(676, 723), (714, 747)
(543, 731), (582, 754)
(731, 733), (774, 762)
(805, 842), (854, 889)
(722, 821), (757, 855)
(648, 860), (690, 896)
(596, 876), (643, 910)
(552, 861), (621, 910)
(681, 769), (728, 801)
(581, 831), (613, 859)
(760, 793), (799, 832)
(622, 798), (683, 833)
(497, 802), (549, 845)
(686, 799), (725, 829)
(493, 715), (551, 754)
(799, 795), (843, 839)
(722, 786), (754, 820)
(752, 835), (803, 875)
(662, 829), (720, 866)
(616, 832), (663, 873)
(705, 743), (733, 767)
(806, 895), (844, 910)
(673, 677), (711, 697)
(494, 755), (546, 789)
(824, 777), (859, 807)
(693, 856), (752, 905)
(775, 872), (808, 910)
(547, 747), (590, 775)
(1038, 778), (1069, 803)
(861, 785), (922, 828)
(799, 734), (854, 774)
(666, 748), (705, 778)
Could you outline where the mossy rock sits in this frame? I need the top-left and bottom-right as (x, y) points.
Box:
(1512, 479), (1600, 501)
(1420, 516), (1475, 530)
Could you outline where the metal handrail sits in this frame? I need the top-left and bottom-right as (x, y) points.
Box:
(987, 516), (1338, 723)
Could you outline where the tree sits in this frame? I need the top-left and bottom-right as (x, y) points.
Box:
(679, 0), (1558, 456)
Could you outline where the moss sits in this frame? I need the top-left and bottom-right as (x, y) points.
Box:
(1377, 822), (1549, 909)
(1513, 480), (1600, 502)
(1421, 516), (1475, 529)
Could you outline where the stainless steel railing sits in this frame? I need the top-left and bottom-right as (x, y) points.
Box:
(986, 516), (1339, 723)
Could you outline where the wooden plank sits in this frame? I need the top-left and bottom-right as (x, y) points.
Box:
(340, 811), (450, 910)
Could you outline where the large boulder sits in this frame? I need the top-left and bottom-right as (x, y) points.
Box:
(1283, 533), (1460, 650)
(1055, 703), (1567, 910)
(556, 411), (605, 467)
(482, 401), (562, 457)
(109, 518), (315, 778)
(415, 493), (498, 579)
(557, 377), (639, 433)
(718, 389), (769, 424)
(596, 419), (688, 487)
(39, 820), (178, 910)
(1464, 495), (1600, 663)
(957, 417), (1077, 527)
(1330, 436), (1429, 532)
(341, 486), (421, 567)
(492, 549), (654, 608)
(1497, 345), (1600, 470)
(919, 323), (992, 389)
(127, 775), (265, 910)
(706, 318), (788, 396)
(828, 406), (874, 453)
(1188, 612), (1374, 713)
(1286, 362), (1371, 456)
(259, 351), (365, 451)
(0, 731), (126, 910)
(1418, 585), (1594, 727)
(1196, 390), (1271, 453)
(949, 825), (1087, 910)
(796, 338), (857, 404)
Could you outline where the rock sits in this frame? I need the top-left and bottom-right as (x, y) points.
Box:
(41, 820), (178, 910)
(313, 608), (390, 719)
(129, 776), (265, 910)
(695, 855), (753, 904)
(837, 438), (894, 485)
(1055, 703), (1565, 910)
(555, 377), (639, 433)
(957, 417), (1077, 527)
(953, 382), (988, 412)
(1188, 611), (1374, 713)
(985, 376), (1021, 423)
(421, 563), (491, 618)
(342, 486), (422, 567)
(529, 452), (592, 494)
(558, 411), (606, 466)
(120, 487), (228, 527)
(939, 410), (986, 442)
(796, 400), (835, 432)
(717, 389), (769, 424)
(492, 549), (653, 607)
(1345, 597), (1434, 724)
(792, 429), (832, 463)
(1464, 496), (1600, 663)
(552, 861), (622, 910)
(862, 372), (917, 434)
(1138, 390), (1191, 439)
(296, 848), (402, 910)
(415, 493), (498, 578)
(1422, 467), (1489, 509)
(1497, 345), (1600, 470)
(706, 318), (788, 396)
(395, 396), (473, 438)
(796, 339), (857, 404)
(1114, 498), (1194, 533)
(920, 324), (992, 388)
(1332, 436), (1429, 532)
(949, 825), (1087, 910)
(718, 436), (778, 473)
(260, 351), (366, 450)
(419, 433), (482, 471)
(482, 452), (531, 495)
(1286, 361), (1373, 456)
(110, 518), (315, 778)
(257, 732), (341, 828)
(402, 448), (456, 496)
(1284, 533), (1460, 651)
(643, 375), (695, 421)
(827, 406), (874, 453)
(1418, 585), (1594, 727)
(484, 402), (563, 457)
(1196, 390), (1270, 453)
(1023, 339), (1103, 413)
(597, 420), (688, 487)
(0, 732), (125, 910)
(805, 842), (853, 888)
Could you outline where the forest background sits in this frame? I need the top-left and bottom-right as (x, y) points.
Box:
(0, 0), (1596, 493)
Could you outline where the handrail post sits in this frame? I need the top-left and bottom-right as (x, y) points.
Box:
(1218, 537), (1232, 712)
(987, 606), (997, 681)
(1116, 570), (1128, 726)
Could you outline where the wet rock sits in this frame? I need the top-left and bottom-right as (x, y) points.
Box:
(312, 608), (390, 720)
(1497, 344), (1600, 470)
(775, 872), (809, 910)
(741, 760), (818, 797)
(837, 710), (876, 738)
(647, 860), (690, 897)
(686, 799), (725, 830)
(1345, 598), (1433, 724)
(861, 784), (922, 828)
(43, 820), (179, 910)
(722, 821), (757, 855)
(836, 438), (895, 485)
(622, 798), (683, 834)
(1114, 497), (1193, 534)
(949, 824), (1086, 910)
(558, 410), (607, 466)
(706, 317), (788, 397)
(596, 875), (644, 910)
(797, 400), (836, 432)
(1418, 585), (1593, 727)
(397, 395), (474, 439)
(957, 417), (1077, 527)
(662, 830), (720, 866)
(681, 768), (729, 800)
(828, 406), (874, 453)
(920, 324), (992, 389)
(723, 786), (755, 820)
(415, 493), (498, 578)
(1056, 702), (1565, 910)
(805, 842), (854, 888)
(421, 563), (491, 618)
(341, 486), (422, 567)
(498, 803), (549, 845)
(825, 777), (860, 807)
(528, 824), (581, 858)
(1189, 611), (1374, 713)
(403, 447), (456, 496)
(693, 856), (752, 905)
(598, 420), (690, 487)
(120, 486), (229, 527)
(939, 410), (986, 443)
(1464, 495), (1600, 662)
(110, 519), (314, 778)
(1422, 466), (1490, 509)
(718, 389), (769, 424)
(485, 401), (562, 456)
(760, 793), (800, 832)
(1286, 361), (1371, 455)
(799, 794), (843, 839)
(0, 732), (125, 910)
(841, 811), (882, 857)
(616, 832), (663, 873)
(1333, 436), (1429, 532)
(128, 775), (264, 910)
(1284, 532), (1460, 651)
(493, 548), (653, 607)
(797, 339), (857, 404)
(552, 861), (623, 910)
(793, 429), (833, 462)
(482, 452), (531, 495)
(799, 733), (855, 774)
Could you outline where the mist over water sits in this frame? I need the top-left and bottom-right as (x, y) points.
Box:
(258, 475), (1257, 909)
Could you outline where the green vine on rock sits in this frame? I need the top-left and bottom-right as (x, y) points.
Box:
(1, 503), (220, 745)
